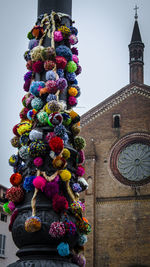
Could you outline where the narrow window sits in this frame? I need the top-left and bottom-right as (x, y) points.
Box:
(0, 234), (6, 257)
(1, 213), (7, 222)
(113, 114), (120, 128)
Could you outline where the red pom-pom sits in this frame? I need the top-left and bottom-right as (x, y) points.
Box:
(76, 165), (85, 177)
(6, 186), (24, 203)
(45, 80), (57, 94)
(52, 194), (68, 213)
(26, 60), (33, 71)
(49, 136), (64, 154)
(33, 157), (43, 167)
(13, 124), (19, 137)
(19, 107), (29, 119)
(55, 56), (67, 69)
(68, 96), (77, 106)
(10, 173), (22, 186)
(32, 61), (44, 73)
(44, 60), (56, 71)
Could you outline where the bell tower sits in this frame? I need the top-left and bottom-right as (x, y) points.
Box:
(128, 5), (144, 84)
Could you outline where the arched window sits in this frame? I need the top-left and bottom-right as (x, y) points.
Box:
(113, 114), (120, 128)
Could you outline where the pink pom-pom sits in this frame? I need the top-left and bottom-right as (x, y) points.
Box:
(24, 80), (31, 92)
(33, 157), (43, 167)
(44, 60), (56, 71)
(32, 61), (44, 73)
(69, 34), (78, 45)
(72, 55), (79, 64)
(8, 201), (15, 211)
(54, 31), (63, 42)
(68, 96), (77, 106)
(49, 221), (65, 238)
(45, 80), (57, 94)
(76, 165), (85, 176)
(33, 176), (46, 192)
(78, 150), (85, 164)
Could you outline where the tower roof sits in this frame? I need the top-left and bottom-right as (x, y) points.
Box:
(131, 20), (142, 43)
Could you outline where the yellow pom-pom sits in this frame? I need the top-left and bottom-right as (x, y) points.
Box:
(69, 110), (79, 120)
(59, 169), (71, 181)
(44, 103), (51, 114)
(68, 87), (78, 97)
(17, 121), (32, 136)
(62, 148), (70, 159)
(58, 26), (71, 35)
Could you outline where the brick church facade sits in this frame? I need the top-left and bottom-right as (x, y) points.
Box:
(81, 14), (150, 267)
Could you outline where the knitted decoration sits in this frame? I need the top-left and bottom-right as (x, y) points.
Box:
(57, 242), (70, 257)
(48, 112), (63, 126)
(6, 186), (24, 203)
(64, 220), (76, 235)
(66, 61), (77, 73)
(53, 194), (68, 213)
(11, 136), (20, 148)
(59, 169), (71, 181)
(37, 111), (48, 125)
(44, 60), (56, 71)
(32, 60), (44, 73)
(49, 136), (64, 154)
(23, 176), (36, 192)
(29, 129), (43, 141)
(33, 157), (43, 167)
(55, 56), (67, 69)
(25, 216), (41, 232)
(44, 178), (59, 199)
(76, 165), (85, 177)
(28, 140), (47, 157)
(3, 202), (11, 214)
(49, 222), (65, 238)
(18, 146), (29, 160)
(70, 201), (84, 215)
(9, 154), (18, 167)
(74, 136), (86, 150)
(56, 45), (72, 61)
(10, 173), (22, 186)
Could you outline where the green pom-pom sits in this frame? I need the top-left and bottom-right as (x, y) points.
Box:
(66, 61), (77, 73)
(74, 136), (86, 150)
(27, 31), (34, 40)
(3, 202), (11, 214)
(37, 111), (48, 125)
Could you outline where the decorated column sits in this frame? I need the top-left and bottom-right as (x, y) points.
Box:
(4, 1), (91, 266)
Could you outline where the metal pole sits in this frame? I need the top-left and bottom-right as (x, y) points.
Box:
(38, 0), (72, 17)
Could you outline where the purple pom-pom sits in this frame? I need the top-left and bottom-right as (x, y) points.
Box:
(57, 69), (64, 78)
(71, 47), (78, 55)
(56, 45), (72, 61)
(24, 71), (32, 81)
(44, 177), (59, 199)
(28, 39), (39, 50)
(75, 65), (82, 75)
(66, 72), (76, 81)
(72, 183), (82, 193)
(56, 78), (68, 91)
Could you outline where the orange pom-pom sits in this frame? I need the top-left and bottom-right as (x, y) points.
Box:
(68, 87), (78, 97)
(10, 173), (22, 186)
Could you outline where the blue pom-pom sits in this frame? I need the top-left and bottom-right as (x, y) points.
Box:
(57, 242), (70, 257)
(9, 154), (18, 167)
(71, 79), (78, 85)
(66, 72), (76, 81)
(45, 70), (56, 81)
(70, 26), (78, 36)
(72, 183), (82, 193)
(29, 81), (45, 97)
(57, 69), (64, 78)
(24, 50), (31, 61)
(56, 45), (72, 61)
(23, 176), (36, 192)
(24, 71), (32, 81)
(46, 94), (57, 102)
(54, 125), (66, 137)
(31, 97), (44, 110)
(28, 39), (39, 50)
(78, 234), (88, 246)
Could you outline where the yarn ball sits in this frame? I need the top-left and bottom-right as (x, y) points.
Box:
(22, 94), (34, 108)
(49, 136), (64, 154)
(53, 194), (68, 213)
(12, 124), (19, 136)
(31, 45), (44, 61)
(56, 78), (68, 91)
(26, 60), (33, 71)
(62, 148), (70, 159)
(29, 81), (45, 97)
(44, 103), (51, 114)
(72, 54), (79, 64)
(64, 220), (76, 235)
(49, 222), (65, 238)
(56, 45), (72, 61)
(28, 140), (47, 157)
(52, 156), (66, 169)
(71, 124), (81, 136)
(44, 60), (56, 71)
(32, 60), (44, 73)
(33, 176), (46, 191)
(28, 39), (39, 50)
(74, 136), (86, 150)
(78, 150), (85, 164)
(54, 124), (66, 138)
(70, 201), (84, 214)
(37, 111), (48, 125)
(62, 113), (71, 126)
(58, 25), (71, 36)
(46, 94), (57, 102)
(23, 176), (36, 192)
(71, 47), (78, 55)
(76, 165), (85, 177)
(48, 100), (60, 113)
(72, 254), (86, 267)
(69, 110), (80, 122)
(45, 70), (57, 81)
(57, 69), (64, 78)
(3, 202), (11, 214)
(29, 129), (43, 141)
(9, 154), (18, 167)
(54, 31), (63, 42)
(59, 169), (71, 181)
(75, 65), (82, 76)
(32, 25), (44, 38)
(78, 178), (88, 191)
(6, 186), (24, 203)
(24, 71), (32, 82)
(19, 132), (29, 146)
(69, 34), (78, 45)
(10, 173), (22, 186)
(23, 79), (31, 92)
(33, 157), (43, 167)
(27, 31), (34, 40)
(68, 87), (78, 97)
(76, 217), (91, 235)
(8, 201), (15, 212)
(55, 56), (67, 69)
(24, 50), (31, 61)
(41, 47), (56, 61)
(66, 61), (77, 73)
(57, 242), (70, 257)
(70, 26), (78, 36)
(11, 136), (20, 148)
(72, 183), (82, 193)
(25, 216), (41, 232)
(19, 107), (29, 119)
(19, 146), (29, 160)
(45, 80), (57, 94)
(66, 72), (76, 81)
(27, 109), (37, 120)
(48, 112), (63, 126)
(17, 121), (32, 136)
(44, 178), (59, 199)
(31, 97), (44, 110)
(68, 96), (77, 106)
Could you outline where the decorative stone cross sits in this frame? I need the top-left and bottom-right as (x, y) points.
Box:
(134, 4), (139, 20)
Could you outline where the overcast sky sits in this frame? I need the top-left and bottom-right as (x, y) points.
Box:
(0, 0), (150, 187)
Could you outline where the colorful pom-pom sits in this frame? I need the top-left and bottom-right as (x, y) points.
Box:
(28, 38), (39, 50)
(62, 148), (70, 159)
(64, 220), (76, 235)
(62, 113), (71, 126)
(59, 169), (71, 181)
(55, 56), (67, 69)
(33, 157), (43, 167)
(28, 140), (47, 157)
(49, 222), (65, 238)
(68, 87), (78, 96)
(72, 183), (82, 193)
(17, 121), (32, 136)
(53, 194), (68, 213)
(69, 34), (78, 45)
(52, 156), (66, 169)
(32, 25), (44, 38)
(29, 81), (45, 97)
(27, 109), (37, 120)
(68, 96), (77, 106)
(46, 94), (57, 102)
(25, 216), (41, 232)
(56, 45), (72, 61)
(66, 72), (76, 81)
(48, 112), (63, 126)
(74, 136), (86, 150)
(45, 80), (57, 94)
(23, 176), (36, 192)
(49, 136), (64, 154)
(9, 154), (18, 167)
(46, 70), (57, 81)
(3, 202), (11, 214)
(10, 173), (22, 186)
(54, 31), (63, 42)
(76, 165), (85, 177)
(56, 78), (68, 91)
(11, 136), (20, 148)
(8, 201), (15, 212)
(44, 60), (56, 71)
(31, 97), (44, 110)
(31, 46), (44, 61)
(18, 145), (29, 160)
(66, 61), (77, 73)
(44, 178), (59, 199)
(37, 111), (48, 125)
(29, 129), (43, 141)
(33, 176), (46, 191)
(57, 242), (70, 257)
(6, 186), (24, 203)
(32, 60), (44, 73)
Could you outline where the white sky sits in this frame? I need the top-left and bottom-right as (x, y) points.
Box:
(0, 0), (150, 187)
